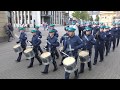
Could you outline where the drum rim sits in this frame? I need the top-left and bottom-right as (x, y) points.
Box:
(13, 44), (21, 48)
(63, 57), (75, 66)
(40, 52), (51, 58)
(24, 48), (33, 53)
(78, 50), (89, 57)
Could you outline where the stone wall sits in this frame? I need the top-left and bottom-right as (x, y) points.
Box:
(0, 11), (8, 42)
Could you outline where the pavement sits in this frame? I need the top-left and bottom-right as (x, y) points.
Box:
(0, 26), (120, 79)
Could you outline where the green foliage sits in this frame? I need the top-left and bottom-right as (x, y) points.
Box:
(72, 11), (90, 20)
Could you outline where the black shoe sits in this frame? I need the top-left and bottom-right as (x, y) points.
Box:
(93, 63), (96, 65)
(53, 68), (58, 72)
(59, 63), (63, 66)
(99, 60), (103, 62)
(27, 65), (33, 68)
(78, 71), (84, 74)
(74, 75), (79, 79)
(26, 59), (29, 60)
(39, 63), (42, 65)
(41, 71), (48, 74)
(105, 54), (108, 56)
(89, 68), (92, 71)
(56, 57), (59, 59)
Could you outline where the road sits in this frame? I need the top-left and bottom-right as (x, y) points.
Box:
(0, 26), (120, 79)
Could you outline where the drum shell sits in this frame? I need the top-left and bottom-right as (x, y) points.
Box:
(40, 55), (52, 65)
(13, 45), (23, 54)
(63, 61), (77, 71)
(78, 50), (89, 63)
(79, 55), (89, 63)
(24, 49), (35, 59)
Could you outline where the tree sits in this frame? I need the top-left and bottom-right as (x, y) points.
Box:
(72, 11), (81, 20)
(89, 16), (93, 21)
(95, 15), (99, 21)
(72, 11), (90, 20)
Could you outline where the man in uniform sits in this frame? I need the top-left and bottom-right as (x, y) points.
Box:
(49, 24), (59, 59)
(93, 26), (106, 65)
(27, 30), (42, 68)
(93, 22), (100, 36)
(35, 26), (43, 54)
(62, 27), (83, 79)
(59, 26), (69, 66)
(116, 22), (120, 47)
(16, 27), (27, 62)
(109, 23), (117, 52)
(79, 26), (96, 74)
(42, 29), (59, 74)
(104, 26), (111, 55)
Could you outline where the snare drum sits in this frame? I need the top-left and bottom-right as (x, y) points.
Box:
(13, 44), (23, 54)
(24, 48), (35, 59)
(40, 52), (52, 65)
(78, 50), (89, 63)
(63, 57), (77, 73)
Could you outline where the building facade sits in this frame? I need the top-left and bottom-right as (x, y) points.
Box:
(99, 11), (116, 26)
(13, 11), (68, 28)
(0, 11), (13, 42)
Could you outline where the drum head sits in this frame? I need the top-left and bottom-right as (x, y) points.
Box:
(13, 44), (21, 49)
(24, 48), (33, 53)
(79, 51), (89, 57)
(41, 52), (51, 59)
(63, 57), (75, 66)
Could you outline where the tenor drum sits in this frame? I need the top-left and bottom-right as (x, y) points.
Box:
(24, 48), (35, 59)
(78, 50), (89, 63)
(40, 52), (52, 65)
(13, 44), (23, 54)
(63, 57), (77, 73)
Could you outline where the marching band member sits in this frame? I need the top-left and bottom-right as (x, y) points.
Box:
(79, 26), (96, 74)
(35, 26), (43, 54)
(104, 26), (111, 56)
(109, 24), (117, 52)
(93, 26), (106, 65)
(16, 27), (27, 62)
(62, 27), (83, 79)
(93, 22), (100, 36)
(41, 29), (59, 74)
(116, 22), (120, 47)
(49, 24), (59, 59)
(59, 26), (69, 66)
(27, 30), (42, 68)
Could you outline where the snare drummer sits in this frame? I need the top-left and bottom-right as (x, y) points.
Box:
(27, 30), (42, 68)
(41, 29), (60, 74)
(79, 26), (96, 74)
(62, 27), (83, 79)
(16, 27), (27, 62)
(35, 26), (43, 54)
(59, 26), (69, 66)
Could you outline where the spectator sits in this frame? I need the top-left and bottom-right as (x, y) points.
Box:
(8, 23), (15, 39)
(4, 23), (12, 42)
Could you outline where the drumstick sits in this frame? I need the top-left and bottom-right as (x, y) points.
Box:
(61, 51), (69, 57)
